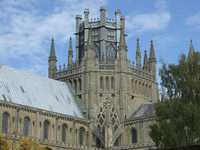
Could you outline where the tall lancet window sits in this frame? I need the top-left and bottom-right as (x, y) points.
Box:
(23, 116), (30, 137)
(131, 127), (137, 144)
(111, 76), (114, 89)
(62, 124), (68, 143)
(2, 112), (9, 134)
(43, 120), (50, 140)
(106, 76), (109, 90)
(100, 77), (104, 89)
(79, 127), (85, 146)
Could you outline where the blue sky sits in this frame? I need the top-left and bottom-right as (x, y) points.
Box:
(0, 0), (200, 76)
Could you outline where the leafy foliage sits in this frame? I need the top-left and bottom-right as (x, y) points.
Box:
(0, 135), (9, 150)
(19, 138), (49, 150)
(150, 52), (200, 149)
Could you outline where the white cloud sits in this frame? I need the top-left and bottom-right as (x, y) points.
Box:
(126, 12), (170, 32)
(0, 0), (106, 75)
(126, 0), (171, 33)
(186, 12), (200, 28)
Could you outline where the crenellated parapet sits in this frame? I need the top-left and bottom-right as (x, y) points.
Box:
(47, 7), (159, 149)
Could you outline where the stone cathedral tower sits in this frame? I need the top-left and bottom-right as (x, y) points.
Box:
(48, 7), (159, 148)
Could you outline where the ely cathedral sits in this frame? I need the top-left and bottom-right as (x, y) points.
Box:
(0, 7), (161, 150)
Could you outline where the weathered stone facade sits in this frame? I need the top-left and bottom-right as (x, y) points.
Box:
(0, 101), (90, 150)
(48, 7), (159, 149)
(0, 6), (161, 150)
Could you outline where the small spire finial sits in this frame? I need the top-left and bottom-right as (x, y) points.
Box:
(68, 37), (73, 67)
(149, 40), (156, 60)
(50, 37), (56, 57)
(188, 39), (195, 58)
(136, 38), (141, 68)
(143, 50), (148, 70)
(69, 36), (72, 50)
(149, 40), (157, 80)
(136, 38), (140, 50)
(119, 16), (127, 50)
(48, 37), (57, 78)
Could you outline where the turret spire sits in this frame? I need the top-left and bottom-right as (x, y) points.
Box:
(143, 50), (148, 70)
(50, 38), (56, 57)
(148, 40), (157, 80)
(188, 40), (195, 59)
(48, 37), (57, 78)
(119, 16), (127, 50)
(136, 38), (141, 68)
(68, 37), (73, 67)
(149, 40), (156, 60)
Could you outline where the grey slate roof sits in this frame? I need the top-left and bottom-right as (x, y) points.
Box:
(0, 65), (83, 118)
(129, 103), (155, 120)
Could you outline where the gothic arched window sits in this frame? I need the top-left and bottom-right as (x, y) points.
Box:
(2, 112), (9, 134)
(69, 80), (72, 87)
(78, 78), (82, 91)
(106, 76), (109, 90)
(62, 124), (68, 143)
(74, 80), (77, 93)
(100, 77), (104, 89)
(23, 116), (30, 137)
(111, 76), (114, 89)
(131, 128), (137, 144)
(79, 127), (85, 146)
(43, 120), (50, 140)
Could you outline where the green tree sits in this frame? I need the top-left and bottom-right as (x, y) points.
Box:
(150, 51), (200, 149)
(19, 138), (48, 150)
(0, 135), (9, 150)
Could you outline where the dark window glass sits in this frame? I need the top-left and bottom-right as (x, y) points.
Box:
(2, 112), (9, 134)
(62, 124), (67, 143)
(131, 128), (137, 144)
(79, 127), (85, 146)
(23, 116), (30, 136)
(44, 120), (50, 140)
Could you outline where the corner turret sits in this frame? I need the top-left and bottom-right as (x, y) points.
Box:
(143, 50), (148, 70)
(68, 37), (73, 68)
(48, 38), (57, 78)
(188, 40), (195, 59)
(149, 40), (156, 80)
(136, 38), (141, 68)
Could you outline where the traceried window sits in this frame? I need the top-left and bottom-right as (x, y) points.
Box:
(62, 124), (68, 143)
(79, 127), (85, 146)
(23, 116), (30, 136)
(43, 120), (50, 140)
(131, 128), (137, 144)
(2, 112), (9, 134)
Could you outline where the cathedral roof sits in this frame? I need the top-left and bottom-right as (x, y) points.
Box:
(0, 65), (83, 118)
(129, 103), (155, 120)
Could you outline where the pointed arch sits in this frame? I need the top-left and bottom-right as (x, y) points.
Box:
(100, 76), (104, 90)
(2, 112), (9, 134)
(23, 116), (31, 137)
(131, 127), (137, 144)
(43, 120), (50, 140)
(111, 76), (115, 89)
(79, 127), (85, 146)
(106, 76), (109, 90)
(62, 123), (68, 143)
(95, 101), (120, 148)
(78, 78), (82, 91)
(74, 79), (77, 93)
